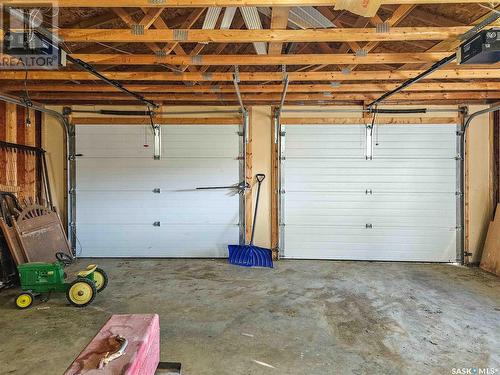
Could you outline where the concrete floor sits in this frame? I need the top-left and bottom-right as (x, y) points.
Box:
(0, 260), (499, 375)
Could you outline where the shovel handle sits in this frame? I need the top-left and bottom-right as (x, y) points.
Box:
(256, 174), (265, 183)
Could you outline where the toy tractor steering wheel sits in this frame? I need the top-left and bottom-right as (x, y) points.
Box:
(55, 252), (74, 266)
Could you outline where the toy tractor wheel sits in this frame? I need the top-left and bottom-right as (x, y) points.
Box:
(92, 267), (108, 293)
(67, 279), (97, 307)
(15, 291), (34, 309)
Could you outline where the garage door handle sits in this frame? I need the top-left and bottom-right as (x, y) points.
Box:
(196, 181), (249, 192)
(153, 221), (161, 227)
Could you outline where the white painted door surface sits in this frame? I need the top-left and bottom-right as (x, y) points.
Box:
(282, 124), (458, 262)
(76, 125), (241, 257)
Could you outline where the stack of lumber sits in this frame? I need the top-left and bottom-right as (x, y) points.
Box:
(480, 204), (500, 276)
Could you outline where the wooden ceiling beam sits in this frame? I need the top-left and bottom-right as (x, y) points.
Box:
(346, 4), (415, 70)
(39, 26), (474, 43)
(268, 7), (290, 55)
(5, 0), (498, 7)
(4, 82), (500, 93)
(24, 91), (500, 102)
(61, 52), (467, 65)
(1, 69), (498, 81)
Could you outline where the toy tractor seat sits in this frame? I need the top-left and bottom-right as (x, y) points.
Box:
(77, 264), (97, 278)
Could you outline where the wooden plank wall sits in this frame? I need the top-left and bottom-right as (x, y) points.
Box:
(0, 103), (41, 201)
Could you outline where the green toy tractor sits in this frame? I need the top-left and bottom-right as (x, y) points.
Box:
(15, 253), (108, 309)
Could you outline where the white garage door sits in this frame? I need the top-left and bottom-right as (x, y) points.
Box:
(282, 123), (459, 262)
(76, 124), (242, 257)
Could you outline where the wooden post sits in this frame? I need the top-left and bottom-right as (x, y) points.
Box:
(0, 102), (6, 187)
(245, 108), (253, 243)
(25, 109), (37, 201)
(270, 106), (279, 260)
(5, 103), (17, 189)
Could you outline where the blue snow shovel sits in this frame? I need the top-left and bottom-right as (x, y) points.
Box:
(228, 174), (273, 268)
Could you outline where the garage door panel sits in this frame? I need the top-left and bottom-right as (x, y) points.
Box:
(76, 224), (238, 258)
(77, 158), (239, 190)
(285, 125), (364, 158)
(285, 210), (455, 227)
(286, 193), (456, 220)
(77, 191), (239, 225)
(284, 227), (456, 262)
(77, 125), (239, 158)
(285, 181), (455, 193)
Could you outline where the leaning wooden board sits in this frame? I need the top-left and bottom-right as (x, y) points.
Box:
(64, 314), (160, 375)
(480, 205), (500, 276)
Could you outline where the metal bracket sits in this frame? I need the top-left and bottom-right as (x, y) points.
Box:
(202, 72), (213, 81)
(152, 124), (161, 160)
(191, 55), (203, 65)
(153, 188), (161, 193)
(131, 24), (145, 35)
(365, 189), (373, 195)
(355, 49), (368, 57)
(365, 124), (374, 160)
(366, 224), (373, 229)
(153, 221), (161, 227)
(148, 0), (166, 3)
(234, 65), (240, 83)
(376, 21), (390, 33)
(155, 50), (167, 59)
(173, 29), (188, 41)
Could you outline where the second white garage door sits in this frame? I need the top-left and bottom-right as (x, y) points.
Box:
(281, 123), (459, 262)
(76, 124), (242, 258)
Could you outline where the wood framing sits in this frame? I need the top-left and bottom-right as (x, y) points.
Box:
(1, 69), (498, 81)
(72, 117), (241, 125)
(281, 117), (460, 124)
(5, 103), (17, 188)
(44, 26), (474, 43)
(5, 0), (496, 7)
(63, 52), (459, 66)
(25, 92), (500, 103)
(270, 107), (279, 260)
(245, 108), (253, 243)
(4, 82), (500, 94)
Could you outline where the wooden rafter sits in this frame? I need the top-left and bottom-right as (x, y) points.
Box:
(29, 26), (476, 43)
(1, 69), (498, 81)
(54, 52), (492, 66)
(22, 91), (500, 102)
(268, 7), (290, 55)
(5, 82), (499, 93)
(4, 0), (498, 7)
(346, 4), (416, 70)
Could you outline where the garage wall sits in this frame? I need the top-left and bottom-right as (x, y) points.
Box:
(466, 105), (492, 263)
(249, 106), (272, 248)
(42, 104), (493, 262)
(42, 106), (66, 225)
